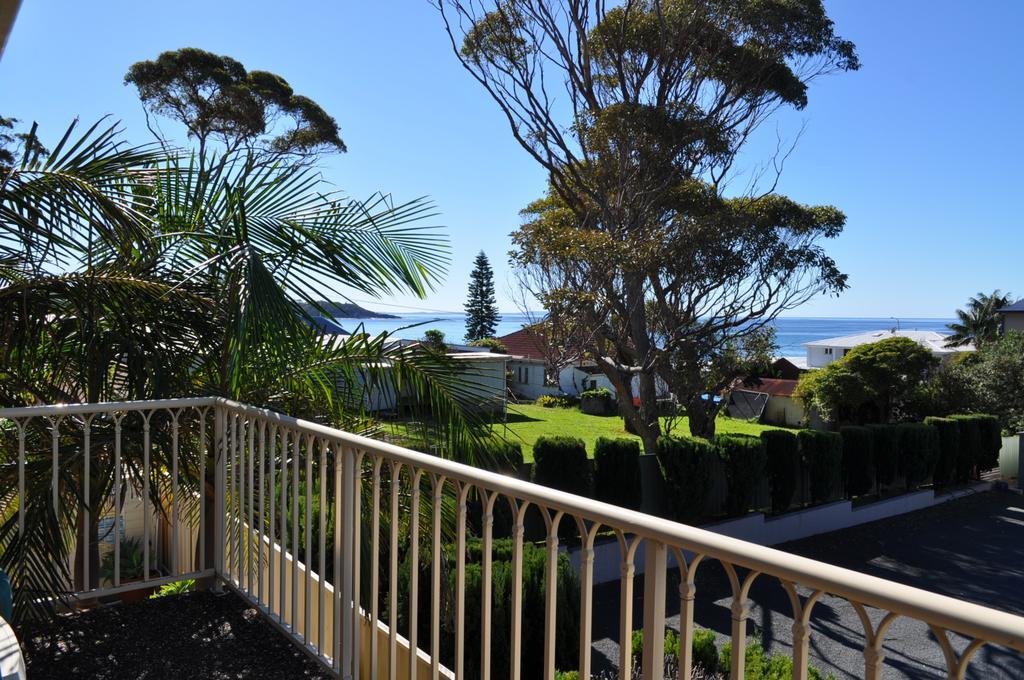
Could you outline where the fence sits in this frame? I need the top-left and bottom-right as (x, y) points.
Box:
(3, 397), (1024, 680)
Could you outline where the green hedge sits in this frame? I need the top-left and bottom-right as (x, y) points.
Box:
(951, 413), (1001, 472)
(798, 430), (843, 504)
(657, 436), (715, 523)
(533, 436), (591, 497)
(839, 426), (874, 498)
(761, 430), (800, 513)
(948, 415), (980, 482)
(865, 424), (899, 488)
(896, 422), (940, 490)
(923, 417), (959, 488)
(593, 437), (641, 510)
(717, 434), (767, 517)
(474, 438), (523, 473)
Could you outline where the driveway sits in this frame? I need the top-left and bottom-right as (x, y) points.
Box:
(590, 490), (1024, 678)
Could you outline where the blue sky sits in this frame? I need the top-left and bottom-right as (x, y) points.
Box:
(1, 1), (1020, 317)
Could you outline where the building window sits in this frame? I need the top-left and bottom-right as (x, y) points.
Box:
(824, 348), (833, 356)
(520, 367), (529, 384)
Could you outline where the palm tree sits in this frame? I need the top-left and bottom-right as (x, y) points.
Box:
(0, 119), (488, 621)
(946, 290), (1013, 348)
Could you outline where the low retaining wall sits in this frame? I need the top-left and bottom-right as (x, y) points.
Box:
(568, 480), (993, 585)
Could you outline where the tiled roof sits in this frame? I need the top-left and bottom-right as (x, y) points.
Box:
(497, 327), (550, 361)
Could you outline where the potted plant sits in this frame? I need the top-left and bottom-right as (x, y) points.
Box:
(580, 387), (614, 415)
(100, 537), (155, 603)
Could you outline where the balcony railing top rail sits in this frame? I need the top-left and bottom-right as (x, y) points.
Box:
(3, 396), (1023, 680)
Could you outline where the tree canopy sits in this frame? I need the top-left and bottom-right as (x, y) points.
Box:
(945, 290), (1013, 348)
(797, 337), (938, 425)
(125, 47), (346, 161)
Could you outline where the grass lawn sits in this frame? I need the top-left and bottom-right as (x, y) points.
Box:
(492, 403), (788, 461)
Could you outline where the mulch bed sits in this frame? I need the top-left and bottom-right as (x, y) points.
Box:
(21, 590), (333, 679)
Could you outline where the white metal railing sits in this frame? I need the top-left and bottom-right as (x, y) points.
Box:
(3, 397), (1024, 680)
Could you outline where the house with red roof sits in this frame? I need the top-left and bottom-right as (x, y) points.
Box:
(496, 326), (560, 400)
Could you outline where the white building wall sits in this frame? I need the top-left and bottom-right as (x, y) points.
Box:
(1005, 313), (1024, 333)
(508, 359), (556, 400)
(558, 366), (616, 396)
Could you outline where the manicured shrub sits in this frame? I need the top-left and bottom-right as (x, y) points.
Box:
(798, 430), (842, 504)
(532, 435), (591, 498)
(866, 424), (899, 488)
(950, 414), (1002, 471)
(923, 417), (959, 488)
(657, 436), (715, 523)
(473, 438), (523, 473)
(593, 437), (642, 510)
(716, 434), (767, 517)
(580, 387), (614, 415)
(761, 430), (800, 513)
(948, 415), (980, 481)
(896, 422), (940, 489)
(839, 426), (874, 497)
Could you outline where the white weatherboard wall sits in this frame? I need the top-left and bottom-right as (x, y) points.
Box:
(569, 481), (993, 584)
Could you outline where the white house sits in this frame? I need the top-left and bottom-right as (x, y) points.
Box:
(507, 356), (557, 400)
(558, 362), (672, 401)
(803, 329), (972, 369)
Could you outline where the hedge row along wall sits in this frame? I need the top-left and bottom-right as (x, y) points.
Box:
(522, 414), (1001, 525)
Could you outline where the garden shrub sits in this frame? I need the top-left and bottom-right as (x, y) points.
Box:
(720, 640), (835, 679)
(455, 539), (580, 680)
(948, 415), (980, 481)
(579, 387), (613, 400)
(593, 437), (642, 510)
(657, 436), (715, 523)
(798, 430), (842, 504)
(631, 626), (719, 674)
(923, 417), (959, 488)
(895, 422), (940, 489)
(580, 387), (614, 415)
(535, 394), (577, 408)
(865, 424), (899, 488)
(717, 434), (767, 517)
(761, 430), (800, 513)
(839, 426), (874, 497)
(533, 435), (591, 498)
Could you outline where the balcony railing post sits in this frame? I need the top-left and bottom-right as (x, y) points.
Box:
(339, 446), (356, 679)
(213, 404), (227, 588)
(642, 539), (667, 680)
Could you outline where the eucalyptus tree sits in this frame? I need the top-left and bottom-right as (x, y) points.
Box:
(438, 0), (857, 444)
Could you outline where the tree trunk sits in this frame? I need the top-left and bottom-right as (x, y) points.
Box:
(687, 396), (717, 439)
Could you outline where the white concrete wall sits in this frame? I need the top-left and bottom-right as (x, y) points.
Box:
(763, 395), (806, 427)
(806, 345), (836, 368)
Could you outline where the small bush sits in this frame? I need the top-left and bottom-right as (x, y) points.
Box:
(580, 387), (613, 400)
(866, 424), (899, 488)
(657, 436), (715, 523)
(149, 579), (195, 599)
(717, 435), (767, 517)
(839, 426), (874, 497)
(594, 437), (642, 509)
(720, 640), (836, 680)
(948, 415), (980, 481)
(554, 672), (579, 680)
(761, 430), (800, 513)
(896, 422), (940, 489)
(923, 417), (959, 488)
(535, 394), (577, 408)
(467, 337), (508, 353)
(533, 435), (591, 497)
(798, 430), (842, 504)
(631, 627), (719, 674)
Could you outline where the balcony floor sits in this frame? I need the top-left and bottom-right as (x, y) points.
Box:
(22, 590), (332, 679)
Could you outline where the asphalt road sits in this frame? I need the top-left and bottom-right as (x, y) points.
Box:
(590, 490), (1024, 679)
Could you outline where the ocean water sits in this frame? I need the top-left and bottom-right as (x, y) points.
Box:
(331, 313), (955, 358)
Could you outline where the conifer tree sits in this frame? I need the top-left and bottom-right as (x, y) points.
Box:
(464, 251), (500, 341)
